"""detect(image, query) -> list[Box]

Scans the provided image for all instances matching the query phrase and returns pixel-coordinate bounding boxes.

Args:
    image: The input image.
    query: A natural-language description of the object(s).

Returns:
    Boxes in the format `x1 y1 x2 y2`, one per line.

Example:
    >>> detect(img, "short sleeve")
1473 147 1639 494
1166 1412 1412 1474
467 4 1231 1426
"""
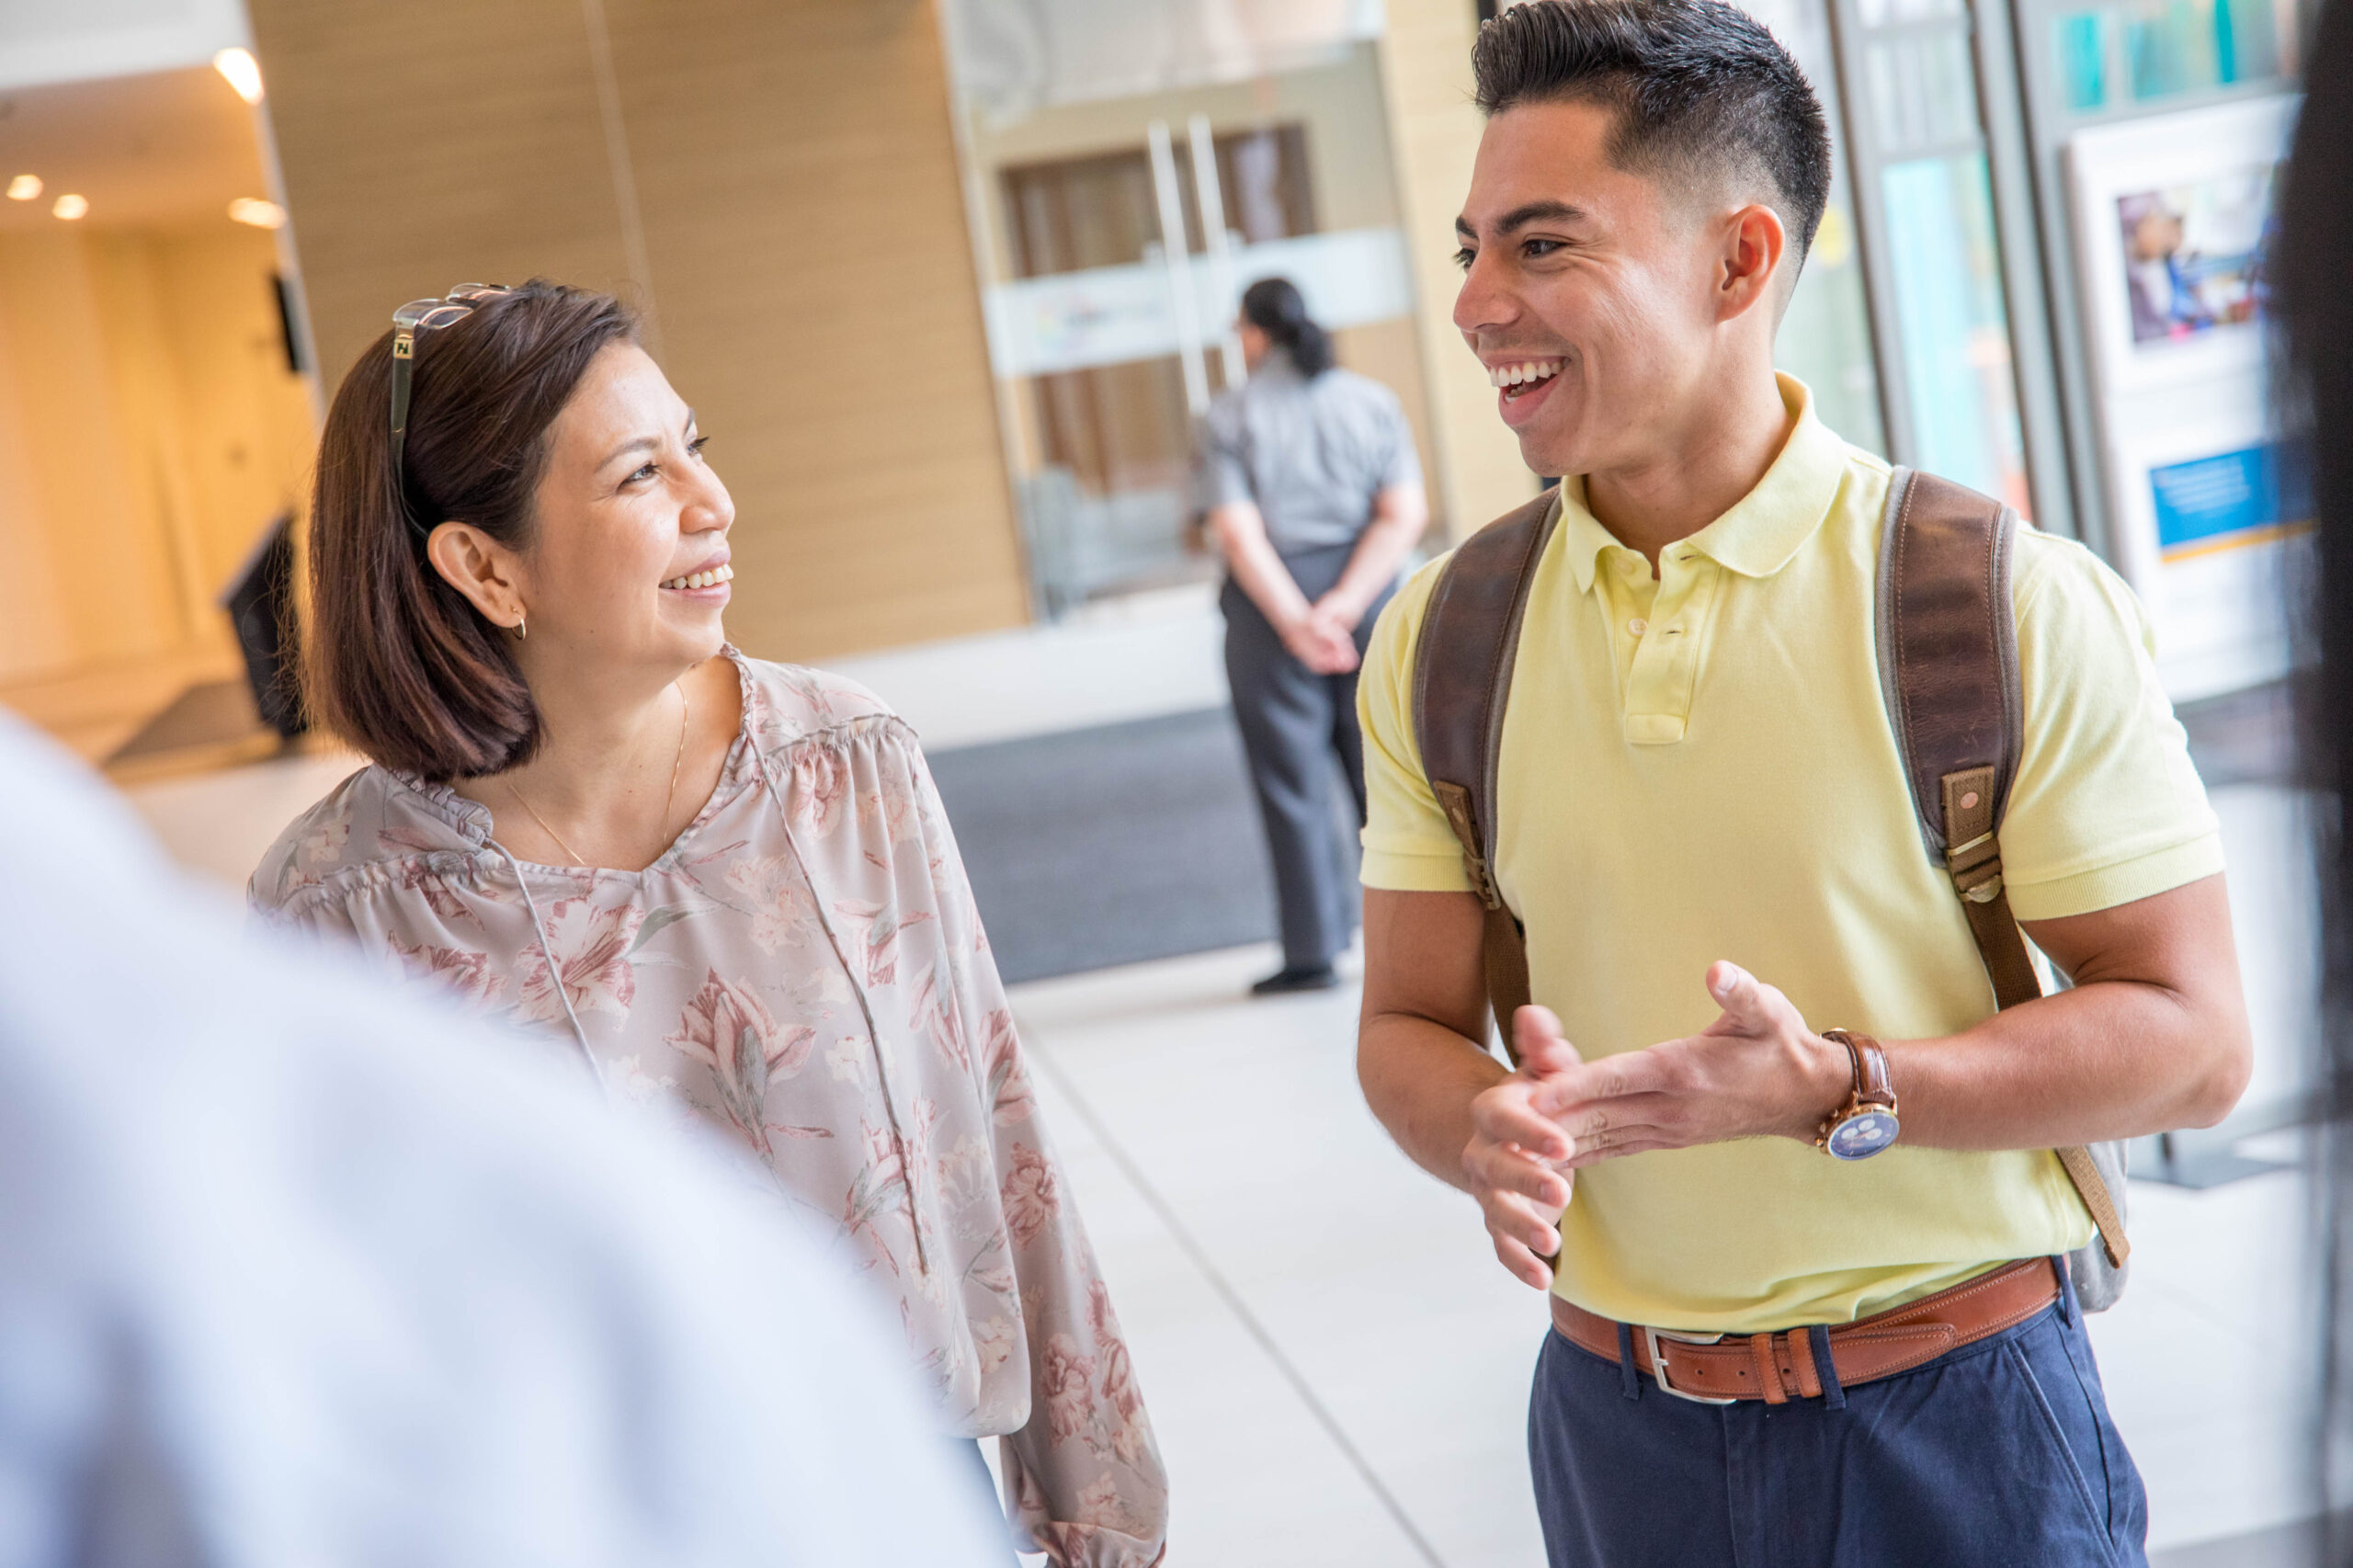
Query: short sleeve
1191 399 1253 513
1377 396 1424 495
1357 557 1477 893
1997 533 2224 922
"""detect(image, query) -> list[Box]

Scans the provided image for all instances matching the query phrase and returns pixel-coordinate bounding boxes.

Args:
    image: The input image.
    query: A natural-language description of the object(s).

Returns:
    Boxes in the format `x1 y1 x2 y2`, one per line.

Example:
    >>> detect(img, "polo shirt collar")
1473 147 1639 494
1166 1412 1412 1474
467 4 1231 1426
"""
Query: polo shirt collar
1560 374 1845 594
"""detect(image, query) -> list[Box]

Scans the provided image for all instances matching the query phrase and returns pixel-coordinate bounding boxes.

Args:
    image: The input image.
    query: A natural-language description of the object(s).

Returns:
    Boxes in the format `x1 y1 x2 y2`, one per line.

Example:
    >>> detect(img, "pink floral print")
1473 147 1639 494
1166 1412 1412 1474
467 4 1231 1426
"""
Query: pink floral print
1040 1332 1097 1446
250 653 1165 1568
513 899 643 1023
1002 1142 1060 1248
388 936 500 1006
663 969 815 1157
720 854 815 955
983 1007 1035 1126
791 746 848 835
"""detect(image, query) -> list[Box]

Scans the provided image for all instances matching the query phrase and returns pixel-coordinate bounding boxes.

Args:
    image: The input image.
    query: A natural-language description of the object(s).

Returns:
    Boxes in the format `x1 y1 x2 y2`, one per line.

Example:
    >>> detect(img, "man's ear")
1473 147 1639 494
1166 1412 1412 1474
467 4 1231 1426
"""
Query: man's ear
1717 202 1790 323
425 521 528 632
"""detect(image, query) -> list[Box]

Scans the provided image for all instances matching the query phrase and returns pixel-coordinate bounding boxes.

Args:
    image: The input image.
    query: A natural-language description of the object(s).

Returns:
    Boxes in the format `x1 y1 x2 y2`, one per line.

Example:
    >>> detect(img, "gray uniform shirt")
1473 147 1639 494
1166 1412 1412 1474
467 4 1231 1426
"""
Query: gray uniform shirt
1193 354 1423 555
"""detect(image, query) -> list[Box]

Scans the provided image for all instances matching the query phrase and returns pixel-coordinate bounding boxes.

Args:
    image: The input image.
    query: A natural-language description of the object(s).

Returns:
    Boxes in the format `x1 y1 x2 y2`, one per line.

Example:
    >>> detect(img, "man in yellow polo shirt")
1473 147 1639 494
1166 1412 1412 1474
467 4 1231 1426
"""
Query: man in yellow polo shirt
1354 5 2252 1565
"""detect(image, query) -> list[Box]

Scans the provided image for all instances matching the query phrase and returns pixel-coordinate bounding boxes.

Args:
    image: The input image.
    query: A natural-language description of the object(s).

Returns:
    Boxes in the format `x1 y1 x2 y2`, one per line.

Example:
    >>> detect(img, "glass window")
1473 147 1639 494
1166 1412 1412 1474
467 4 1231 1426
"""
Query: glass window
1880 153 2032 509
1734 0 1888 452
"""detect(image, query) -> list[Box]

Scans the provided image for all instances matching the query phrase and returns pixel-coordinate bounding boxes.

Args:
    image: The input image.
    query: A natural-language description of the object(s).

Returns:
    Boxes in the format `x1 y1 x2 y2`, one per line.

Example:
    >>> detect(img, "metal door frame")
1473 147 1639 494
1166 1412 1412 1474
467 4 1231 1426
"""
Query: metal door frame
1820 0 2081 538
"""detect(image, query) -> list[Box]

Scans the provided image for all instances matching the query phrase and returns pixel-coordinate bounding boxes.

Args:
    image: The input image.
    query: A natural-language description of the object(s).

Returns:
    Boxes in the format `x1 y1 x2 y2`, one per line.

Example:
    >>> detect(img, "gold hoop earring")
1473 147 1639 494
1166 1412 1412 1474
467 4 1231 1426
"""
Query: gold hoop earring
514 616 527 642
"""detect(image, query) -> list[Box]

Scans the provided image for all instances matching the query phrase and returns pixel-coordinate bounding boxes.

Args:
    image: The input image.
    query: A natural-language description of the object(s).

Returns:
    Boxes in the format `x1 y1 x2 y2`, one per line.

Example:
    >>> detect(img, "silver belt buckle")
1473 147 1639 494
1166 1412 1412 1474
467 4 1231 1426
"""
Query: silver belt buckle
1643 1325 1740 1404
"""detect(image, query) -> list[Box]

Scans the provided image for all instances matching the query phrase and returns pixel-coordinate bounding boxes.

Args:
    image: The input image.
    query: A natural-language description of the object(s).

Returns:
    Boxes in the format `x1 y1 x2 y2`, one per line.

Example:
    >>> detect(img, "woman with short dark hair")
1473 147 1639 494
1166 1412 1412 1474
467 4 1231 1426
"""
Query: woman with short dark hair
253 279 1166 1567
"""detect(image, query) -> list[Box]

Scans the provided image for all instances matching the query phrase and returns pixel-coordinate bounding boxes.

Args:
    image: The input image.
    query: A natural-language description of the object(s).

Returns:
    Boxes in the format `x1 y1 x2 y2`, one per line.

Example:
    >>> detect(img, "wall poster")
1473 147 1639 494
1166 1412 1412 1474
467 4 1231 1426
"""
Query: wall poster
2065 94 2303 703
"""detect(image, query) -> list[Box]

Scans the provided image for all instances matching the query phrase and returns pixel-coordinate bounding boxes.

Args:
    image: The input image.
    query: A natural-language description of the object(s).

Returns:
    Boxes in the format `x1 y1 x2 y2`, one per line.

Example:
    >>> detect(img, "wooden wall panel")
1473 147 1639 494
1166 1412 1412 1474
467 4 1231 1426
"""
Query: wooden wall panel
245 0 1029 664
1376 0 1541 540
609 0 1027 658
246 0 637 388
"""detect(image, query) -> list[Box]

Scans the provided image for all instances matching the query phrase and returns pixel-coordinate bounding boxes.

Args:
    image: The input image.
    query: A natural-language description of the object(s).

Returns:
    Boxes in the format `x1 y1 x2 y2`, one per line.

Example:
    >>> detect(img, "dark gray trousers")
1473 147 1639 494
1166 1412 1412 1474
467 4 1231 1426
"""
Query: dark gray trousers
1220 541 1397 971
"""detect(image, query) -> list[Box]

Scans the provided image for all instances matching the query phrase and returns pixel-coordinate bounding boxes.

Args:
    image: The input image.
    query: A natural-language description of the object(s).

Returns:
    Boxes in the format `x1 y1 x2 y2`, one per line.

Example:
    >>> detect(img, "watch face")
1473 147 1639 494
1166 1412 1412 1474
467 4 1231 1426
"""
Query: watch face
1825 1109 1900 1161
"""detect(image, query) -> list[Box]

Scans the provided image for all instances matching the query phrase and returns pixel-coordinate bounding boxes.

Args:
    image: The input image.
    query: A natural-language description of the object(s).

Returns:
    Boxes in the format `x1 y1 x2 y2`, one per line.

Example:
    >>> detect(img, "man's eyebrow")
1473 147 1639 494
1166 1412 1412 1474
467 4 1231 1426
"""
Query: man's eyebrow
597 409 698 472
1457 199 1589 239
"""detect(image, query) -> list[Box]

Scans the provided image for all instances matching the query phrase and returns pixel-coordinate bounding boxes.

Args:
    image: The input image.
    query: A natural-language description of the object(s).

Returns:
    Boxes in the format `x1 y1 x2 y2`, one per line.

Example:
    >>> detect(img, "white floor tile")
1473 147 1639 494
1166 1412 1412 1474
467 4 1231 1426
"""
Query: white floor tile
1013 945 1550 1568
1010 941 2325 1566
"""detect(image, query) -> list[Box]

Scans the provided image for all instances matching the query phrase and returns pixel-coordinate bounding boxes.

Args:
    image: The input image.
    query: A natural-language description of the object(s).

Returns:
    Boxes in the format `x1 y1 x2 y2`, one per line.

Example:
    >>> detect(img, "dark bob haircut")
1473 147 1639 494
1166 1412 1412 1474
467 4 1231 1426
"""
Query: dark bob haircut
305 278 637 781
1472 0 1833 259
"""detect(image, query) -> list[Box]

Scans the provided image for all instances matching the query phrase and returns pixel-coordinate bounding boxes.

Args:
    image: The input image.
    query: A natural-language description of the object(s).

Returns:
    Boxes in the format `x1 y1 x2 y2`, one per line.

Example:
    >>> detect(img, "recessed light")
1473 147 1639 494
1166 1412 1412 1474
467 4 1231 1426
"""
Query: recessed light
51 193 87 221
6 174 39 201
228 197 286 230
213 48 264 105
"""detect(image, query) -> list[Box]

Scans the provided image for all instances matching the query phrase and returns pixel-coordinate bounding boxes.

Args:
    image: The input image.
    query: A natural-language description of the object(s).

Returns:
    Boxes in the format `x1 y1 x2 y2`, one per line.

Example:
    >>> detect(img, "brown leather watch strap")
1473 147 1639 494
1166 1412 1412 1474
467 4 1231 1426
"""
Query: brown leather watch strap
1822 1028 1894 1110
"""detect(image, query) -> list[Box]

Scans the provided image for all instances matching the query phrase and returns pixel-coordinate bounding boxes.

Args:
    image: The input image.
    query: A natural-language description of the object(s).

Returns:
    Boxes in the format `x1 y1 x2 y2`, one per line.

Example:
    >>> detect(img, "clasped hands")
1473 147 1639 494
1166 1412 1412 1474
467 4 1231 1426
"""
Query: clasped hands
1279 592 1368 675
1463 960 1851 1290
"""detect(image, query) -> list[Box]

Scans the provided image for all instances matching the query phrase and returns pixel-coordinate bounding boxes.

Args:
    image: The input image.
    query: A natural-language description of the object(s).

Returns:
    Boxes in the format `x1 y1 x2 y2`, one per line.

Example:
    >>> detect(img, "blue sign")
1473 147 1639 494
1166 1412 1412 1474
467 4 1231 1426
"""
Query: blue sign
2149 440 2311 556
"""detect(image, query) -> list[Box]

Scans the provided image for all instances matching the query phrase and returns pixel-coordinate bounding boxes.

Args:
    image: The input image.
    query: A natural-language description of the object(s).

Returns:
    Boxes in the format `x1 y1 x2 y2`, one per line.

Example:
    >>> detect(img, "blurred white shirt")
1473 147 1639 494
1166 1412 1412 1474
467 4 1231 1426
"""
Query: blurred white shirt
0 718 1004 1568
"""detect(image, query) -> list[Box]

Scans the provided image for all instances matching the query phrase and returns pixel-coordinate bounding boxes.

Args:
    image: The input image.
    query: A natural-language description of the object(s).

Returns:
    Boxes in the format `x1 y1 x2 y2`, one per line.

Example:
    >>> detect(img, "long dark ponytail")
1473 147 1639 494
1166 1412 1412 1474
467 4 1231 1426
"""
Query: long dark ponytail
1240 276 1334 377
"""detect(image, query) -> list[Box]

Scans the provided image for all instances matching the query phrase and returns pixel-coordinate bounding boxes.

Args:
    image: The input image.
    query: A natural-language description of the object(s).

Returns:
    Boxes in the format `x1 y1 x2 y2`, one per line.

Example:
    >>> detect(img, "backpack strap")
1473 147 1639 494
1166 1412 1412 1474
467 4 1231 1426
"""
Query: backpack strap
1410 486 1562 1062
1879 468 2129 1268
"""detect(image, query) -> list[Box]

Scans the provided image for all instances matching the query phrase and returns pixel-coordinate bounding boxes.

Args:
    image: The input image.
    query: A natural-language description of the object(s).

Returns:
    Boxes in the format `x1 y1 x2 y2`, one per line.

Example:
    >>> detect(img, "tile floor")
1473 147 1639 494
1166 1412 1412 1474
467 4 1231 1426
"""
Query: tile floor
110 737 2330 1567
1004 942 2322 1568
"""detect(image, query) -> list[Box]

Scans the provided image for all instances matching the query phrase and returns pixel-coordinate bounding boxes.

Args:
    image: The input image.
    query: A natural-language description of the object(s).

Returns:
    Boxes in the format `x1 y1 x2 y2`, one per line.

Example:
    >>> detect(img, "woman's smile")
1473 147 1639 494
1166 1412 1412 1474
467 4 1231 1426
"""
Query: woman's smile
659 560 733 599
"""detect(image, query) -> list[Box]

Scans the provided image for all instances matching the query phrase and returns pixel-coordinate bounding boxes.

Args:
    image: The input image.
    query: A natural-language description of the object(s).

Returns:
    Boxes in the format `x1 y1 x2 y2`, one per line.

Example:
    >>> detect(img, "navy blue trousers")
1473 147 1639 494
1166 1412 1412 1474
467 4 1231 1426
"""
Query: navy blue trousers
1528 1289 2149 1568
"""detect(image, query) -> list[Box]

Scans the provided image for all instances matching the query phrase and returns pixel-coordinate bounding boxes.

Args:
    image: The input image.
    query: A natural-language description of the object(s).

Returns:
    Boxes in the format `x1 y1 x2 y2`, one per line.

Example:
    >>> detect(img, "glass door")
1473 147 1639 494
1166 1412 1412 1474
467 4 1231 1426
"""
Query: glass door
941 25 1431 619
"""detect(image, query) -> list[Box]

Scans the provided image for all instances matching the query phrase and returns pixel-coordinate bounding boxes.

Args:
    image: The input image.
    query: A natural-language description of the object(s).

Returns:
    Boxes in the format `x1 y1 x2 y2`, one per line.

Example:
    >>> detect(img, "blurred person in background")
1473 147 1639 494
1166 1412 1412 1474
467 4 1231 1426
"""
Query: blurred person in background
2271 3 2353 1551
0 715 1003 1567
247 280 1166 1568
1198 276 1430 997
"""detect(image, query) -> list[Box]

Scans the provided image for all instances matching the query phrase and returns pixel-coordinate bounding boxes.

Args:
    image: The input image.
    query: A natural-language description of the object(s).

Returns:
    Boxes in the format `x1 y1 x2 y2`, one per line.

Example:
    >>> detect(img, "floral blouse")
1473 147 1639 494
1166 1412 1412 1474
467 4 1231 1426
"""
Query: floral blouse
249 652 1167 1567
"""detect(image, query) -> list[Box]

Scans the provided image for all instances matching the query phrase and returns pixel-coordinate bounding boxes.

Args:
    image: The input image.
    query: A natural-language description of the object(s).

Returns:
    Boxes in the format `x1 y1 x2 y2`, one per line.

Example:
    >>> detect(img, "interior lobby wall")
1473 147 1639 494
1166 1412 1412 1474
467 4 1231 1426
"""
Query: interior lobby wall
0 222 311 687
244 0 1032 665
1376 0 1542 539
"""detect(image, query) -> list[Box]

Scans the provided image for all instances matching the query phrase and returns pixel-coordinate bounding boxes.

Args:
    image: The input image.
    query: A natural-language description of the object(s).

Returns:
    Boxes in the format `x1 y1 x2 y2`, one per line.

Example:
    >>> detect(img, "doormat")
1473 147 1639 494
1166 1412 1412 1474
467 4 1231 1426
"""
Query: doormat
926 707 1359 984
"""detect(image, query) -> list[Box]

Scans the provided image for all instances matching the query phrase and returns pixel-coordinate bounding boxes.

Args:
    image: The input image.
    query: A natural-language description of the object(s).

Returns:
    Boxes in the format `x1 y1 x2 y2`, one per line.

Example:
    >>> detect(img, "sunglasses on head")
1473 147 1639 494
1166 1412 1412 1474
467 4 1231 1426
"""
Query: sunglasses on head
388 283 512 528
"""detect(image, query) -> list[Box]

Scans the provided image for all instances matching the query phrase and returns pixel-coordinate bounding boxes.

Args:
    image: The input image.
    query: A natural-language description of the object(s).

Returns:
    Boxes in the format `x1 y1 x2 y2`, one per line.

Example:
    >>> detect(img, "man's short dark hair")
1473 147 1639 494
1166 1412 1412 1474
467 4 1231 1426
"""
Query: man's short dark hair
1473 0 1833 259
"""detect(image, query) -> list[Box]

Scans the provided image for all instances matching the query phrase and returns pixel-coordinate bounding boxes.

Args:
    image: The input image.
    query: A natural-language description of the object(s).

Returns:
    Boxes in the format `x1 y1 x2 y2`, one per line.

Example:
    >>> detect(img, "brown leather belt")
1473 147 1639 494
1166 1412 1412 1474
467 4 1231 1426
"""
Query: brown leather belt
1550 1257 2061 1404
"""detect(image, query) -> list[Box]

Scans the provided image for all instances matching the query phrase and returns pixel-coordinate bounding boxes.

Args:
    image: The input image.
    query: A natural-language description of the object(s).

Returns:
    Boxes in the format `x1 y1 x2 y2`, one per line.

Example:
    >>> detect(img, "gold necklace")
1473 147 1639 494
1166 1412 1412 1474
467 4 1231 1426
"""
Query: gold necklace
506 680 690 868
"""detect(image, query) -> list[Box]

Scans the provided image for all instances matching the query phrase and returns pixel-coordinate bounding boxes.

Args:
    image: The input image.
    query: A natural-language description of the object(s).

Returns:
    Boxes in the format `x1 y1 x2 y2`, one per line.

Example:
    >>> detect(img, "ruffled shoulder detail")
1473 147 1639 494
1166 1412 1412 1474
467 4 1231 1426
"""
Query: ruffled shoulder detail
246 763 476 915
735 656 901 754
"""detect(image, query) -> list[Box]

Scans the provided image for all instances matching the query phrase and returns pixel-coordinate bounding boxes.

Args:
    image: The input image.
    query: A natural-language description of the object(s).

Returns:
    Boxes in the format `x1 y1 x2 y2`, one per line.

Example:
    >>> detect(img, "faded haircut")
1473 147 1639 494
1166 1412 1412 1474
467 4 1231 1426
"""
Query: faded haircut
1473 0 1833 260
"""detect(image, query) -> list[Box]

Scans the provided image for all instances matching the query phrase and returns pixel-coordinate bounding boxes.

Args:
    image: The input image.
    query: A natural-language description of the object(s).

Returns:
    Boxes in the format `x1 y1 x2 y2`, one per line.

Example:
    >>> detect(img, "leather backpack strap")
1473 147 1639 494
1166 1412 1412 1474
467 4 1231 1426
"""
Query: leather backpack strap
1411 486 1562 1061
1880 469 2129 1267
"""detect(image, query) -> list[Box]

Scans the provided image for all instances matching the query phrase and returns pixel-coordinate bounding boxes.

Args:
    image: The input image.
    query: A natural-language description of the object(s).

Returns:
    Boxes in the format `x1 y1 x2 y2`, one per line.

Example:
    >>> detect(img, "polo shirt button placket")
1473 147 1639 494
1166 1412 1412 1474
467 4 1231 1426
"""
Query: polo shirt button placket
1621 557 1711 746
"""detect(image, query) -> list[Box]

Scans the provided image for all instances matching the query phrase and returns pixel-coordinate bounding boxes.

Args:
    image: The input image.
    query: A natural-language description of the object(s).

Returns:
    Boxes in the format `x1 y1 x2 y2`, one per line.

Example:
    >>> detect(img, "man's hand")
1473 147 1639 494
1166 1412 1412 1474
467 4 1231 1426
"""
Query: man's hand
1462 1006 1586 1289
1529 961 1851 1170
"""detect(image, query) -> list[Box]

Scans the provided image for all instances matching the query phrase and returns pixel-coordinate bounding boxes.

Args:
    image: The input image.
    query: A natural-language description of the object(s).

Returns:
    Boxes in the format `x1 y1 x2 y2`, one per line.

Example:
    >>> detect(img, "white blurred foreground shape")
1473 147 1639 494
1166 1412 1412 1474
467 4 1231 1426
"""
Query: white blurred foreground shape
0 717 1002 1568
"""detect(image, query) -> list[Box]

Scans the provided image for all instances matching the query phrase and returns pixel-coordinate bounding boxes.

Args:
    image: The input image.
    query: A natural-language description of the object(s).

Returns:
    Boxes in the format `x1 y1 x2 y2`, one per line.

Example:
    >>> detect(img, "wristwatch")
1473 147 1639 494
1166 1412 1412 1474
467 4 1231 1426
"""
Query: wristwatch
1815 1028 1900 1161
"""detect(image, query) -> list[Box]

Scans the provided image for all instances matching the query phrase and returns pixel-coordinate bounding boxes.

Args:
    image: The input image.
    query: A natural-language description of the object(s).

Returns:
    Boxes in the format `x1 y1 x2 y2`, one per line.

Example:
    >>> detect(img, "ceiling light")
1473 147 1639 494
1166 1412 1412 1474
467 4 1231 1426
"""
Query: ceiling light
213 48 264 105
6 174 39 201
227 197 286 229
51 193 87 221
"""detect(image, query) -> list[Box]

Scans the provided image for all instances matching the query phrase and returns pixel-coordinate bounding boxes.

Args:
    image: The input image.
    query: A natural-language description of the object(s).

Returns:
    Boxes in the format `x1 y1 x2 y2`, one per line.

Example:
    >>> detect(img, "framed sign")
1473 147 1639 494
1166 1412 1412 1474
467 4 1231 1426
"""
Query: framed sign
2065 95 2303 702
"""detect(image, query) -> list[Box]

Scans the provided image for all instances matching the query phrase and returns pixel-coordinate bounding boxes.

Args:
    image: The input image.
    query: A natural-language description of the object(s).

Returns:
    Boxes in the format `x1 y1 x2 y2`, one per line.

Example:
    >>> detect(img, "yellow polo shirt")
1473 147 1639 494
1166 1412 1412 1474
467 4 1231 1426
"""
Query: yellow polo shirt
1358 376 2223 1334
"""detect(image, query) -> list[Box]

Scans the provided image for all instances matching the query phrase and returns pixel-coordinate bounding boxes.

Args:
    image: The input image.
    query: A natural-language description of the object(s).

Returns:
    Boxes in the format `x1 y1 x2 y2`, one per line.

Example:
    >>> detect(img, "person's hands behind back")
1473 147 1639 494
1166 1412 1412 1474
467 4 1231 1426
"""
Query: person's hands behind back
1281 605 1361 674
